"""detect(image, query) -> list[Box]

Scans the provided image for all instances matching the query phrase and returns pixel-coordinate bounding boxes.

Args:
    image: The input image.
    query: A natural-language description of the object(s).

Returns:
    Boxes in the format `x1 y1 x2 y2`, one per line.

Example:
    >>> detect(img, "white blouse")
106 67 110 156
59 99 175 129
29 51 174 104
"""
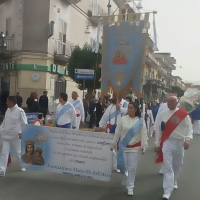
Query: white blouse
110 115 148 153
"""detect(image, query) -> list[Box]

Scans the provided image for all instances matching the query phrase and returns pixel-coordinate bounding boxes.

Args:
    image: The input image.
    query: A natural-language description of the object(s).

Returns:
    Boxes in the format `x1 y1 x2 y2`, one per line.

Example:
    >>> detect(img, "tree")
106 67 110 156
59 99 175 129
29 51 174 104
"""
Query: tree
67 43 102 96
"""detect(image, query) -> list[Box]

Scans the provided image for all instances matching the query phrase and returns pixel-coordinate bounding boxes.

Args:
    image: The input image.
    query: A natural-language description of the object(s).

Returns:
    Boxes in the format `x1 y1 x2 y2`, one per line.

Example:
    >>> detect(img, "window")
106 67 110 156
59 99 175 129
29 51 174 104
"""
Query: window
58 19 67 55
6 18 11 36
54 75 66 99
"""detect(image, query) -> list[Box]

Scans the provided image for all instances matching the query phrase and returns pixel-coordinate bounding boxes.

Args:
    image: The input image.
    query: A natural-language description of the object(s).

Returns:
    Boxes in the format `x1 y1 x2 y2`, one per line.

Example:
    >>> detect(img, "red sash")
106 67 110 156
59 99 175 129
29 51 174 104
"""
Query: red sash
126 141 141 148
155 109 188 163
106 123 112 133
7 154 11 166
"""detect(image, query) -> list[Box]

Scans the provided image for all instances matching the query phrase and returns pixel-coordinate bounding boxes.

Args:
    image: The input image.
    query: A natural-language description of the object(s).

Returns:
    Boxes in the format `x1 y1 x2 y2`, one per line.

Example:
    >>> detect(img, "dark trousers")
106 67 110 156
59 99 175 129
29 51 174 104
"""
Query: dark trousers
89 112 96 128
96 113 103 127
56 123 71 128
40 107 48 123
84 108 88 122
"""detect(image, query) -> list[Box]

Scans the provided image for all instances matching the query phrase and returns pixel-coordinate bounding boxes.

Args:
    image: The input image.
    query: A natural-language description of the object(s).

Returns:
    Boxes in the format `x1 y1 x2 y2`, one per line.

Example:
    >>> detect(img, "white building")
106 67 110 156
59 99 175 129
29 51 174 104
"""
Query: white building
0 0 119 107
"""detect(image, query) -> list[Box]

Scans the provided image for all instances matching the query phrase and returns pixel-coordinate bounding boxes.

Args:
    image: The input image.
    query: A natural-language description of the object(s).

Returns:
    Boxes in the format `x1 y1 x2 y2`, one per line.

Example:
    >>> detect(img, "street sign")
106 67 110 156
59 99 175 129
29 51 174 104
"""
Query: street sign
75 68 94 75
75 68 94 80
75 74 94 80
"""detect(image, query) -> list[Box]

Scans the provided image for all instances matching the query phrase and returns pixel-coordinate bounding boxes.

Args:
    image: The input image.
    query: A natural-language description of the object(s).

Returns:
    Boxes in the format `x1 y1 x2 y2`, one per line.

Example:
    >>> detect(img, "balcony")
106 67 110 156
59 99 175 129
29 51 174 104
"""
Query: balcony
5 37 14 52
54 40 75 65
3 37 14 58
172 82 182 89
63 0 81 5
88 4 107 26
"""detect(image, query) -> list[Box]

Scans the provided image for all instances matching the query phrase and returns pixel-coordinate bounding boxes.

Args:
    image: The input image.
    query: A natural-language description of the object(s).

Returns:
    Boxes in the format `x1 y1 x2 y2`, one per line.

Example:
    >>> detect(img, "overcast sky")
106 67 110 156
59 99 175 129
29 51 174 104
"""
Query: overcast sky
142 0 200 83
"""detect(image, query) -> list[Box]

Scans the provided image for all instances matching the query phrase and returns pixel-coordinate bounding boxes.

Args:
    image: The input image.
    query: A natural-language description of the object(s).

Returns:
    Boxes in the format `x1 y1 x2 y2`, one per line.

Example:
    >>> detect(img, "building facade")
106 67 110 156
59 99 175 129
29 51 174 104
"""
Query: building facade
0 0 118 107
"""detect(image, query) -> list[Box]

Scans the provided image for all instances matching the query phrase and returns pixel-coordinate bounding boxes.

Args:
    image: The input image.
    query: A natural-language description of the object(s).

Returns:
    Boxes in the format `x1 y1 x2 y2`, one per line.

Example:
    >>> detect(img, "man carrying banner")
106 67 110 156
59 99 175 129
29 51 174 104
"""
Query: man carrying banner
54 92 77 129
154 96 192 200
69 91 85 130
98 94 128 172
110 102 148 196
0 96 28 176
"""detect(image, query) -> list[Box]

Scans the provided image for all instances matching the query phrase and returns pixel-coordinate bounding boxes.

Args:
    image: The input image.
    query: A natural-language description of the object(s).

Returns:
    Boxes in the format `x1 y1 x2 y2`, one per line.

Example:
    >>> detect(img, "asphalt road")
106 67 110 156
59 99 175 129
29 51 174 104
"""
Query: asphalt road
0 136 200 200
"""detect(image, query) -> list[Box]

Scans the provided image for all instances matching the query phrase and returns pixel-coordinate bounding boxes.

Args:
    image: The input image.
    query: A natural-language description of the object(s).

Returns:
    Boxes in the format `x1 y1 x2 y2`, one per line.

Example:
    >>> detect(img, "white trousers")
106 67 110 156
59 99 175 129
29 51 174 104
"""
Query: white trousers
122 152 140 189
193 120 200 134
112 150 117 169
0 139 21 173
76 116 81 130
162 139 184 194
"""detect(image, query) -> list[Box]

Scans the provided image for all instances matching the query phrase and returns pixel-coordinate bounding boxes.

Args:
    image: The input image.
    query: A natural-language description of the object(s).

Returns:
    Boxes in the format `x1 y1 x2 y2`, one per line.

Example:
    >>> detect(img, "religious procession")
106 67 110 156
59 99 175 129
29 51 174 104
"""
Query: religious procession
0 1 199 200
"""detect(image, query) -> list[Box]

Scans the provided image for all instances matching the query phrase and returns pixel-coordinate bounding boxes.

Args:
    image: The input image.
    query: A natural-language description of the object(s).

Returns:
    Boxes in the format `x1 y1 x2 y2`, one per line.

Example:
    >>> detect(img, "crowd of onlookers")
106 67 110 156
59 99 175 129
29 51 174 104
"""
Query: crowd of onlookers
0 90 49 118
0 89 166 133
83 93 166 133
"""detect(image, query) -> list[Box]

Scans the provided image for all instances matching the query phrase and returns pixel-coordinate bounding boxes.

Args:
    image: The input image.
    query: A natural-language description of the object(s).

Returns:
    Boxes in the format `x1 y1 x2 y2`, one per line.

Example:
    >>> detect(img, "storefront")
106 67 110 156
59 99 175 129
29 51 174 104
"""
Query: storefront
0 61 80 108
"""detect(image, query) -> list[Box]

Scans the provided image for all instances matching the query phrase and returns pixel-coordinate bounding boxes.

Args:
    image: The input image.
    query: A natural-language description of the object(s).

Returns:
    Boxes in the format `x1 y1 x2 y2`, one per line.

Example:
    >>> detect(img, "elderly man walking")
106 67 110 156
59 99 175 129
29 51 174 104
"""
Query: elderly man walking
0 96 28 176
69 91 85 129
154 96 192 199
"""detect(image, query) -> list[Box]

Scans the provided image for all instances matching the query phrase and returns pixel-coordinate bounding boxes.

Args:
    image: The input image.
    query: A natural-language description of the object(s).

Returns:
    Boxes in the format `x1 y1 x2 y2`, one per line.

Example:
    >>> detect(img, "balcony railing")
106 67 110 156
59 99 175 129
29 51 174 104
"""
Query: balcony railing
92 4 107 16
5 37 14 52
55 40 75 57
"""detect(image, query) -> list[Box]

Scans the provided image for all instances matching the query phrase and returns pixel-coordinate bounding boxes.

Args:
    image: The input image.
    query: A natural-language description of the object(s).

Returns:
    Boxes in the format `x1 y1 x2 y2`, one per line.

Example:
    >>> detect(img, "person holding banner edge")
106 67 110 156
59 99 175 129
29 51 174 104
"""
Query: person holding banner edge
0 96 27 176
98 94 128 172
154 96 192 200
110 102 148 196
54 93 77 129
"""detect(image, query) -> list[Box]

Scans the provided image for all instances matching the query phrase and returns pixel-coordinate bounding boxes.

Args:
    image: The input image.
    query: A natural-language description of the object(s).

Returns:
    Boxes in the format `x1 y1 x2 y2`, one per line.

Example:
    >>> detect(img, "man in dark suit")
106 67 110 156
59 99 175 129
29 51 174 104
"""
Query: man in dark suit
88 98 97 128
95 97 104 127
39 91 49 123
16 92 23 107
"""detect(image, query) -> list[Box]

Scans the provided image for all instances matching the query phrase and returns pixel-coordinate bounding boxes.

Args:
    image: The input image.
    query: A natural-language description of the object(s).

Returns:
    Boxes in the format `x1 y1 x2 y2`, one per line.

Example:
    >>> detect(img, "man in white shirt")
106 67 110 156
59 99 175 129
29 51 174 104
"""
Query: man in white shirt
98 94 128 172
0 96 28 176
154 91 178 174
154 96 192 200
55 92 77 129
69 91 85 130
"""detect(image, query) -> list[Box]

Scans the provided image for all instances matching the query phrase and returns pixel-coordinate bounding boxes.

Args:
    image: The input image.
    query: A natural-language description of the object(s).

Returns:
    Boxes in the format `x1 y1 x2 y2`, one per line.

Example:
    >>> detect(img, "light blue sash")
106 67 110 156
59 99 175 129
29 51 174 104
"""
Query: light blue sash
109 108 121 122
57 103 72 122
117 118 143 174
123 102 129 108
73 99 81 107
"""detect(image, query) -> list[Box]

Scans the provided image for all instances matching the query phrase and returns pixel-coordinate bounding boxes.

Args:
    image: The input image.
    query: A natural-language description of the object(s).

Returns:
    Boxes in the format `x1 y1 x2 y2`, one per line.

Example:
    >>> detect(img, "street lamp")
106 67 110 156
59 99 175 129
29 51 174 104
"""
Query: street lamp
107 0 111 16
0 32 7 69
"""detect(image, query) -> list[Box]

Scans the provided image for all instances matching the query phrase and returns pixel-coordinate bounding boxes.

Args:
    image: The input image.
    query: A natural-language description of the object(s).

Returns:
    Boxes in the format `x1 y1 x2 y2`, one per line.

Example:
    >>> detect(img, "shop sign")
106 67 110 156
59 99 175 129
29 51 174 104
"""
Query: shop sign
51 64 68 75
0 61 16 71
51 64 61 73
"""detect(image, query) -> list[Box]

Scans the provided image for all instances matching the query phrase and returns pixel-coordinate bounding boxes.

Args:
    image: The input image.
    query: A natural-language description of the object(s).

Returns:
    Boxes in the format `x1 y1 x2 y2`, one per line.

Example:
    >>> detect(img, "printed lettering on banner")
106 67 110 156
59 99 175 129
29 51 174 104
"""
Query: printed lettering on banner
21 125 113 182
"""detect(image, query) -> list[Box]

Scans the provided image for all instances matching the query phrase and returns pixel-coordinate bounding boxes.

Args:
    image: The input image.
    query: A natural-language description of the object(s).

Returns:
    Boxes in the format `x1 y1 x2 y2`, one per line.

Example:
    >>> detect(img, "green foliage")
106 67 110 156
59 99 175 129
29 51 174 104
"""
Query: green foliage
67 43 102 90
171 86 184 97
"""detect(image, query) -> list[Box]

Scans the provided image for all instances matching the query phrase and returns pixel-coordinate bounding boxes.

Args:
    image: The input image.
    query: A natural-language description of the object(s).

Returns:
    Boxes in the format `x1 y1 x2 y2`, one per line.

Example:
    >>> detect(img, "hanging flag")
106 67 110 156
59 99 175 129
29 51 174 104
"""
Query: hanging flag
92 18 102 53
101 15 149 98
153 13 159 51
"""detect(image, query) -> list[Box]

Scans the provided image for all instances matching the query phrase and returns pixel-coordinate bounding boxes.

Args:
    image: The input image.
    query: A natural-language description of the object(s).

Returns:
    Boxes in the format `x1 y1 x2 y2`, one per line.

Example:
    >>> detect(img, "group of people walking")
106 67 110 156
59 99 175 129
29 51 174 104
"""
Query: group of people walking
0 90 195 200
108 91 192 200
46 90 194 199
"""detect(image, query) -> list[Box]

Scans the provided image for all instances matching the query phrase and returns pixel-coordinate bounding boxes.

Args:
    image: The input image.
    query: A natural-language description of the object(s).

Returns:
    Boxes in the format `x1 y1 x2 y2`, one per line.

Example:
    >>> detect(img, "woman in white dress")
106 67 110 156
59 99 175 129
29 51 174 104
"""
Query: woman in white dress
110 102 148 196
145 103 154 137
